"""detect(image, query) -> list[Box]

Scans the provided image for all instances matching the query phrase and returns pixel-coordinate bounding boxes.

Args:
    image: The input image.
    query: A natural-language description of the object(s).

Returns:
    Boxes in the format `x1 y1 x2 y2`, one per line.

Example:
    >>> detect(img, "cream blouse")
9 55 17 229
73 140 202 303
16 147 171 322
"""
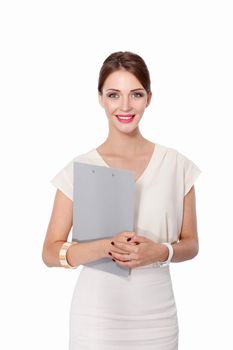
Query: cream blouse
50 143 201 245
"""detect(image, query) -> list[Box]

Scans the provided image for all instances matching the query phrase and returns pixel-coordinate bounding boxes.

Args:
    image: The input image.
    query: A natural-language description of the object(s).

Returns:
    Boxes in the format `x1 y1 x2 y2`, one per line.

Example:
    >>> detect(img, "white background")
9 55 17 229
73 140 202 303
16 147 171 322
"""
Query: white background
1 0 232 349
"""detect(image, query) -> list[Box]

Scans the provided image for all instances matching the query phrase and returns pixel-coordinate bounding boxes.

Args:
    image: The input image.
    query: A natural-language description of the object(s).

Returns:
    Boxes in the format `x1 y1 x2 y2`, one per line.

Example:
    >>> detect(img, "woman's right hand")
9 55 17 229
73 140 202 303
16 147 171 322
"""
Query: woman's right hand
103 231 138 258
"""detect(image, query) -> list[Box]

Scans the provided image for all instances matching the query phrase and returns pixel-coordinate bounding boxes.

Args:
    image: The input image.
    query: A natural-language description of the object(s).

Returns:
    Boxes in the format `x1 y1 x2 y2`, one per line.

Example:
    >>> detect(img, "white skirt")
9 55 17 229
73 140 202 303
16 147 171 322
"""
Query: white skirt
69 264 178 350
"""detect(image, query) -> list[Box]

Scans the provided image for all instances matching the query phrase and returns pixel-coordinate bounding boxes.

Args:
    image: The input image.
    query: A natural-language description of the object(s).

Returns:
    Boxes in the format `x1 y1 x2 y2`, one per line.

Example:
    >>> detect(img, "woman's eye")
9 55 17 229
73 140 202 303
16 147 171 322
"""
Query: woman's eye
132 92 144 98
108 93 119 98
107 92 144 99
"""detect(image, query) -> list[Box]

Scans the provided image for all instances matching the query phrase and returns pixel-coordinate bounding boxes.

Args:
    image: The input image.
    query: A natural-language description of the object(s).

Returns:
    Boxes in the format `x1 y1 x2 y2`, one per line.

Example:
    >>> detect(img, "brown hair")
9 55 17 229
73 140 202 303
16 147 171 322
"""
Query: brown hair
98 51 151 95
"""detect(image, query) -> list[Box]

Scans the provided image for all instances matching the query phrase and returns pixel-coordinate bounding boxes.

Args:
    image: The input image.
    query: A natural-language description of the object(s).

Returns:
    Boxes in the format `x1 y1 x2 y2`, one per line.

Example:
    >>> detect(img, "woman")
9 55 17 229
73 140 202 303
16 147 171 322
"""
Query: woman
42 51 201 349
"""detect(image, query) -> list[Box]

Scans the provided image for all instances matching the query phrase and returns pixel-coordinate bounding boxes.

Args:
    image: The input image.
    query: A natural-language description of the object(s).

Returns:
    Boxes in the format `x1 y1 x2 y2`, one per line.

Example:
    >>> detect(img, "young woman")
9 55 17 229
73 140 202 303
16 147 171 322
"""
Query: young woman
42 51 201 349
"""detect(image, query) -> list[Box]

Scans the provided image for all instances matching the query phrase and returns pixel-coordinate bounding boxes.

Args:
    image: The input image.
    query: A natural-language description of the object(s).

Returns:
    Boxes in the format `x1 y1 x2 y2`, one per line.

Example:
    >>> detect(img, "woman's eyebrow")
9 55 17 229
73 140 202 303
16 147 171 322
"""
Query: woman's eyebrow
106 88 145 92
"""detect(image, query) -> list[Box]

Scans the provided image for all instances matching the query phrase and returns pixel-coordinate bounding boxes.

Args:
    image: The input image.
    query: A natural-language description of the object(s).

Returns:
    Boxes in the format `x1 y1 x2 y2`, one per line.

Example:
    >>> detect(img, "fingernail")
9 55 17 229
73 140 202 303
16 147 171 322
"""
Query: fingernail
127 237 131 241
111 241 114 245
108 252 112 255
112 259 115 262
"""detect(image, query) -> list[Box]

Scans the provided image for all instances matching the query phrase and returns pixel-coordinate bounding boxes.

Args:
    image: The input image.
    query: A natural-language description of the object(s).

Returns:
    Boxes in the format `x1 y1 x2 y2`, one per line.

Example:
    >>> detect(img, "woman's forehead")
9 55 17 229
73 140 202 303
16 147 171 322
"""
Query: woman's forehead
103 70 144 91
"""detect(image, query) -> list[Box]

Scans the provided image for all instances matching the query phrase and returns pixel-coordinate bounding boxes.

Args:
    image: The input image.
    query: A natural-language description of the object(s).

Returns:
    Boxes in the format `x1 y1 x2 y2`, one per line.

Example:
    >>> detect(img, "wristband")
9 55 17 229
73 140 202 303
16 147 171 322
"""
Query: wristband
59 241 78 269
158 242 174 267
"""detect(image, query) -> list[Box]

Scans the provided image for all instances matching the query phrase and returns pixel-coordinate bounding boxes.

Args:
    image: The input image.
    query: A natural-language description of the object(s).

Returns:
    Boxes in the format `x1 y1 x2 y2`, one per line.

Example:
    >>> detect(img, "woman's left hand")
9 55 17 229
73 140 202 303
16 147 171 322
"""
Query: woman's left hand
110 234 167 268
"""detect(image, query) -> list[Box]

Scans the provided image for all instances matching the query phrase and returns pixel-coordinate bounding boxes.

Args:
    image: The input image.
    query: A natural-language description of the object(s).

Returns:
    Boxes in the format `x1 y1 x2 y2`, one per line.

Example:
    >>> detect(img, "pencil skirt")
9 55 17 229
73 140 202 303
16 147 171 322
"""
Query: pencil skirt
69 264 178 349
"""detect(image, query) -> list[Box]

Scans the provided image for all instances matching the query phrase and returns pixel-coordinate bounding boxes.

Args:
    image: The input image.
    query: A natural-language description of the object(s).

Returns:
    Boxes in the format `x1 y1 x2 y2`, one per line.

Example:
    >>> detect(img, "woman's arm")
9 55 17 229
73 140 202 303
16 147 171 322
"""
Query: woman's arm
42 189 109 268
170 185 199 262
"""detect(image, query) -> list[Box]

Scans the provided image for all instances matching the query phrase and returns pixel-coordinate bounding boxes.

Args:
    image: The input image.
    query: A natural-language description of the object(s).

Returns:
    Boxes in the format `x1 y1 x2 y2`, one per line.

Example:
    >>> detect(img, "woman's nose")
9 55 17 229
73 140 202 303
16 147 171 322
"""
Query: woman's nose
120 96 131 111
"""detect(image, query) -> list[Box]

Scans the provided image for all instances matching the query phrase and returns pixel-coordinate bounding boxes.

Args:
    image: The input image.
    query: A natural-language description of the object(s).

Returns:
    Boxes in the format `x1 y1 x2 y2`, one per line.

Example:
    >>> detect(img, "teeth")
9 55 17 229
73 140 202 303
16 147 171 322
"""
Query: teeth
117 115 134 119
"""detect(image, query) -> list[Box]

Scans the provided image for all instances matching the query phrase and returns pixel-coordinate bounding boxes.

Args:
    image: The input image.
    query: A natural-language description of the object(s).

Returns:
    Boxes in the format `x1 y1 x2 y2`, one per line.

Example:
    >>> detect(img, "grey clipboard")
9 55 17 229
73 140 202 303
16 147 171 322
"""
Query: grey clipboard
72 161 135 277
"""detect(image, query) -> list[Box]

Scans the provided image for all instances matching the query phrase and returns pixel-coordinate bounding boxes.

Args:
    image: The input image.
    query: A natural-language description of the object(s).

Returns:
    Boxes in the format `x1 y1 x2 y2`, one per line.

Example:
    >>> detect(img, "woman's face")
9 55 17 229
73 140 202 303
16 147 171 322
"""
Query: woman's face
98 69 152 133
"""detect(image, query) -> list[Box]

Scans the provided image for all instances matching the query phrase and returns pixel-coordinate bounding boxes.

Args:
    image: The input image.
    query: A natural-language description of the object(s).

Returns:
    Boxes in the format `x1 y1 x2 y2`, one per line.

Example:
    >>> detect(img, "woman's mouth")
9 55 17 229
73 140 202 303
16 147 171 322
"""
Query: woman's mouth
115 114 135 123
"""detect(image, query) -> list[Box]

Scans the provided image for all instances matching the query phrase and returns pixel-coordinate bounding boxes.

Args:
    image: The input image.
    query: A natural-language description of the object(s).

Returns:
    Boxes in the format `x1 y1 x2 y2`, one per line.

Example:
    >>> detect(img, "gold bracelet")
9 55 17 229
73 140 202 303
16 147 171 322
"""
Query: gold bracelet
59 241 78 269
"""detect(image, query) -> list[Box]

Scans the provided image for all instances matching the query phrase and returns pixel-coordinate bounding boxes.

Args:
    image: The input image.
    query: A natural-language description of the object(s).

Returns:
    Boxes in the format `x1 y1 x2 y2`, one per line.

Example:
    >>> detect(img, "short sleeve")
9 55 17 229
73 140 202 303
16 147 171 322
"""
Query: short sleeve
50 159 74 200
183 157 202 196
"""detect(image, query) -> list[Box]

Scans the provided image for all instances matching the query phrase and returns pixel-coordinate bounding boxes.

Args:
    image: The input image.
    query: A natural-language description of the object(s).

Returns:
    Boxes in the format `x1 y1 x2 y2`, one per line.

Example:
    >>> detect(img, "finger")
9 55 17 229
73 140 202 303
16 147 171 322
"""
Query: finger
116 236 135 244
112 232 136 246
109 246 130 254
130 235 146 243
117 231 136 239
112 257 133 267
122 231 136 237
129 240 140 245
111 240 135 252
112 253 127 262
111 252 131 262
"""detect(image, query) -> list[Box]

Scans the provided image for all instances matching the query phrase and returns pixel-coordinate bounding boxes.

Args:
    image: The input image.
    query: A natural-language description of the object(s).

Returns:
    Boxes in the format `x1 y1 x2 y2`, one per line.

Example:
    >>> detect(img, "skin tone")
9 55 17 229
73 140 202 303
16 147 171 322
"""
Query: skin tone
42 69 199 268
98 69 152 158
97 69 157 182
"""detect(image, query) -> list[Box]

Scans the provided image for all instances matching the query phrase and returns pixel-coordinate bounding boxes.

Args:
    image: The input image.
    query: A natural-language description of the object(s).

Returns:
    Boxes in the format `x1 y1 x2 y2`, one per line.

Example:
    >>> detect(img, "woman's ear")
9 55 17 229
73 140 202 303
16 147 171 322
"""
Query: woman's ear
98 92 104 108
146 91 152 107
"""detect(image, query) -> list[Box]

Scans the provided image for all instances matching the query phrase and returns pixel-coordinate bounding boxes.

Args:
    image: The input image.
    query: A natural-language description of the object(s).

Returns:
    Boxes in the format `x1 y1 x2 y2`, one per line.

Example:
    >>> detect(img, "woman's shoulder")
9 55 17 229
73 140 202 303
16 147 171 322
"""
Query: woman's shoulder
156 142 202 195
157 142 195 164
52 148 96 178
50 148 97 200
72 148 96 162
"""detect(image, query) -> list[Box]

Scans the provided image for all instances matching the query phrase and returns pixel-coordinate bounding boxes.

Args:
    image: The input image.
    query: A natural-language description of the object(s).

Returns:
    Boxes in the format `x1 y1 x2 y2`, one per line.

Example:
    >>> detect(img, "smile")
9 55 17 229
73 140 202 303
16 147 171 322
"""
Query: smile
115 114 135 123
